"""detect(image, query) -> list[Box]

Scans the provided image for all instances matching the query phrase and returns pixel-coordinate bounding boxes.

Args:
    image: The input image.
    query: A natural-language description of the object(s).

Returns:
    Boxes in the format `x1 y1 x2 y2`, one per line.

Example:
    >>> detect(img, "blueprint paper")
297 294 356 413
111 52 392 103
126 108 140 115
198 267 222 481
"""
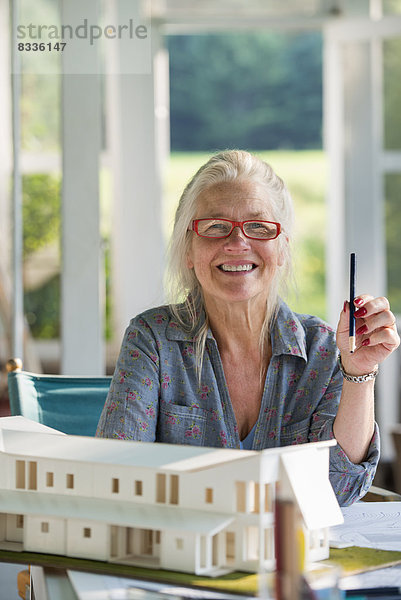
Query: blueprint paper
329 502 401 551
340 564 401 589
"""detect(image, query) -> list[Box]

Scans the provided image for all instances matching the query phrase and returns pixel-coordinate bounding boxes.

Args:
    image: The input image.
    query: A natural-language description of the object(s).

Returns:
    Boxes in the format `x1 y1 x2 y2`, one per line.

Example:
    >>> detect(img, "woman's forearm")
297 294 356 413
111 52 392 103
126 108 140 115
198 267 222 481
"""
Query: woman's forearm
333 378 375 464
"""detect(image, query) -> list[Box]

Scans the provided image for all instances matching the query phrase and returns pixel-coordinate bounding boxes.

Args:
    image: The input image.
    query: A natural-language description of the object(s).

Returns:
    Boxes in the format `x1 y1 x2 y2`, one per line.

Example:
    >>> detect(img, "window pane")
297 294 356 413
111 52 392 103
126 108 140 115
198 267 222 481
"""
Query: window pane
385 174 401 313
384 38 401 150
383 0 401 15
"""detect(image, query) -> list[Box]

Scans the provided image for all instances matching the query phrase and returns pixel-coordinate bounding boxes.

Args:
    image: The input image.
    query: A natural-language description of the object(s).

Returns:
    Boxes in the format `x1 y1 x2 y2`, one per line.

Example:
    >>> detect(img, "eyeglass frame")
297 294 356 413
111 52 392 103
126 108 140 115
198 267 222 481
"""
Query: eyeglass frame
189 218 282 240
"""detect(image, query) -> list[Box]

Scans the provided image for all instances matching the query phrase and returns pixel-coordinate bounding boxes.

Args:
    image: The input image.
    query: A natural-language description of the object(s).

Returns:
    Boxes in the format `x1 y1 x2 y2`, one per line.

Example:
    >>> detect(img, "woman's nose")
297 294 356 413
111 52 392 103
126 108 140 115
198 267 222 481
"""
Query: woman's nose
224 226 250 248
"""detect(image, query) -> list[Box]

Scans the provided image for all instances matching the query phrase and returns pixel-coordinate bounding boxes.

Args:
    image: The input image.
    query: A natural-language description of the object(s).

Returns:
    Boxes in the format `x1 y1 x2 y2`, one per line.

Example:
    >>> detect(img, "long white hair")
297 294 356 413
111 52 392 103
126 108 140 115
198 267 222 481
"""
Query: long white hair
166 150 294 377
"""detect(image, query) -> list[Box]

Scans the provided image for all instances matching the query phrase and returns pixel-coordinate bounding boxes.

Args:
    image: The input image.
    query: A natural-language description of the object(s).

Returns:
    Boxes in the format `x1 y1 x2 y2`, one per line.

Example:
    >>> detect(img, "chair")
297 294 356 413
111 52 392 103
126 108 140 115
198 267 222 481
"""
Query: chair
6 358 111 436
6 358 111 599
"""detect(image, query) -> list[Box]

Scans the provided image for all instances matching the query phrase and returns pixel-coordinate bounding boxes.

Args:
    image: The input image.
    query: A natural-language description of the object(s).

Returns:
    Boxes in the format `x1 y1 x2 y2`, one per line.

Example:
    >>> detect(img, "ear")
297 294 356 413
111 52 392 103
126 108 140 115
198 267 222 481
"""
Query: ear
277 234 289 267
186 247 194 269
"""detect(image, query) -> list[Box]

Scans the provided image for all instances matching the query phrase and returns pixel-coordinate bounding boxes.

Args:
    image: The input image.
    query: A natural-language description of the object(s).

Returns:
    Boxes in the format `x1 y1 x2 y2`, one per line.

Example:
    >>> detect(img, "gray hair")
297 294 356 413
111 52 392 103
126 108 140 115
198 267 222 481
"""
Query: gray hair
166 150 294 377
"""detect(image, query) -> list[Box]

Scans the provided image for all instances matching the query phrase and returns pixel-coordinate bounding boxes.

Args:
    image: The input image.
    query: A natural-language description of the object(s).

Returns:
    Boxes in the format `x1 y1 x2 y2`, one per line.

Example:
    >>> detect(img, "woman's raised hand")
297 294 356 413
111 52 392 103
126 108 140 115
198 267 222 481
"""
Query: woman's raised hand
336 295 400 376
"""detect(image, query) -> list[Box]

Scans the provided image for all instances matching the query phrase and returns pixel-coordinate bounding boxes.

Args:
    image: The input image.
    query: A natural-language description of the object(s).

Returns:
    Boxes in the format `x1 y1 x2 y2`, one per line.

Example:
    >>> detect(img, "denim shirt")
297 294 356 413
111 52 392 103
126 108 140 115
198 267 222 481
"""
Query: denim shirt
96 301 379 506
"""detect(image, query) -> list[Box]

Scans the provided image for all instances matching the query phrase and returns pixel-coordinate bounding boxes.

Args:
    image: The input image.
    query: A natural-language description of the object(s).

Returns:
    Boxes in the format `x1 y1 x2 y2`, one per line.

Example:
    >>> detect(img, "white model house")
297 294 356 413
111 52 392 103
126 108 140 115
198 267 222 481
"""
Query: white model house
0 416 343 577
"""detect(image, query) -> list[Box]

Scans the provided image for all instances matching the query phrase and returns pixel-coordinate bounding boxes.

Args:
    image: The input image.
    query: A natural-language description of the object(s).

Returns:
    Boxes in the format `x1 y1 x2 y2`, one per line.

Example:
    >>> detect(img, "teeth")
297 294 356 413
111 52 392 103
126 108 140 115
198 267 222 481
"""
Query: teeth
220 264 254 272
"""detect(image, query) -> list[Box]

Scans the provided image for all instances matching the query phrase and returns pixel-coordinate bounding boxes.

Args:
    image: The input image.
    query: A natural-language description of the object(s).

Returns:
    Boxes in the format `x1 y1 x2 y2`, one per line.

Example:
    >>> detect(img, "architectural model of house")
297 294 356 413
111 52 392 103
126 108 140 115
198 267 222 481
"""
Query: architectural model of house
0 416 343 577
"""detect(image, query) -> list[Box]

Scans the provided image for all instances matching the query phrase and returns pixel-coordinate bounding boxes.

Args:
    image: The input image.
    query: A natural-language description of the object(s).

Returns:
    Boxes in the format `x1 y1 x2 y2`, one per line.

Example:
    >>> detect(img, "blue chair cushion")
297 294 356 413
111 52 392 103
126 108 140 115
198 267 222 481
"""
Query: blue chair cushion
7 371 111 436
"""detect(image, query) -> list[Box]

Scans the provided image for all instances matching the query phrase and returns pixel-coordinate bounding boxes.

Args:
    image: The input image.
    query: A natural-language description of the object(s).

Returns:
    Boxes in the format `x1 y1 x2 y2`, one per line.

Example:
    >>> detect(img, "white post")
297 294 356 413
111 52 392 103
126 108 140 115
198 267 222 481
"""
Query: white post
0 0 13 358
323 30 346 328
10 0 24 361
324 22 394 460
60 0 103 375
106 6 165 347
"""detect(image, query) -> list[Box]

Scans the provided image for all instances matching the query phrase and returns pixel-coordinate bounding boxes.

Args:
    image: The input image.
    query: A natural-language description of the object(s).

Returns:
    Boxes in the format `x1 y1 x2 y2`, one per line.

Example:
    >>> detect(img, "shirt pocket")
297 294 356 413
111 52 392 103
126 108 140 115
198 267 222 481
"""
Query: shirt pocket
280 416 311 447
157 403 207 446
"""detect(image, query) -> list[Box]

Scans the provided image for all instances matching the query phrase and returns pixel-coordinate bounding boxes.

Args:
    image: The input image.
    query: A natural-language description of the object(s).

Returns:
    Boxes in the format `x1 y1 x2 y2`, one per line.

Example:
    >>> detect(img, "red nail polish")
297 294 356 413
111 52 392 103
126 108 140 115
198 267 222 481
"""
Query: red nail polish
354 297 364 306
354 307 367 317
362 338 370 346
343 301 348 313
356 324 368 335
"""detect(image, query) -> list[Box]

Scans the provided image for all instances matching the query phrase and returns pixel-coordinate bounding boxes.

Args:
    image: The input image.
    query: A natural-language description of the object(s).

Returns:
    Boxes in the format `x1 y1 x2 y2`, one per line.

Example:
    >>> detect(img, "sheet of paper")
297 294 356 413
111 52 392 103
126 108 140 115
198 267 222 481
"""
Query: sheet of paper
329 502 401 551
67 570 255 600
340 565 401 590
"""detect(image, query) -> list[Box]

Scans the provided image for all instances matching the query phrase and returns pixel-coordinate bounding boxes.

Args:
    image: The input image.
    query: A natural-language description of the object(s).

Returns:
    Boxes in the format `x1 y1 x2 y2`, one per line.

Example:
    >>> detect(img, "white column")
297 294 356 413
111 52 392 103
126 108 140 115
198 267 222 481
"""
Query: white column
323 31 346 328
60 0 103 375
324 23 394 460
0 0 12 356
106 9 165 346
342 40 385 300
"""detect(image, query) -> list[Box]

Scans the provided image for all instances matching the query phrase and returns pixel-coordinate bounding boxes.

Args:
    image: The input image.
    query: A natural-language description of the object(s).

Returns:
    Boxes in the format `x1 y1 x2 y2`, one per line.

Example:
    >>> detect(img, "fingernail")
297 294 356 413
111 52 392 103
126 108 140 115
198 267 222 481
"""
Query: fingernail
354 307 367 317
356 324 368 335
362 338 370 346
343 301 348 313
354 297 364 306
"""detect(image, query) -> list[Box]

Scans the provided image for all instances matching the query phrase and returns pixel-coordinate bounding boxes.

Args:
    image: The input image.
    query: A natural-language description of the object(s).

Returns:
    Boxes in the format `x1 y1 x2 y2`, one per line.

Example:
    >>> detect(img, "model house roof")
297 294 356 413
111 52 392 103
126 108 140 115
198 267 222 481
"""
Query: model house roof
0 417 258 472
0 417 337 475
280 449 343 530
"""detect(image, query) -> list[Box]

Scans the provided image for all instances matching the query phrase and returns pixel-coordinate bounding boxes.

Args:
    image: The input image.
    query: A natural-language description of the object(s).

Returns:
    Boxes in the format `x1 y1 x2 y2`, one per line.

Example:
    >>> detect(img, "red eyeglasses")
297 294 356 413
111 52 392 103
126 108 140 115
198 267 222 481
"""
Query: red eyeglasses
190 218 281 240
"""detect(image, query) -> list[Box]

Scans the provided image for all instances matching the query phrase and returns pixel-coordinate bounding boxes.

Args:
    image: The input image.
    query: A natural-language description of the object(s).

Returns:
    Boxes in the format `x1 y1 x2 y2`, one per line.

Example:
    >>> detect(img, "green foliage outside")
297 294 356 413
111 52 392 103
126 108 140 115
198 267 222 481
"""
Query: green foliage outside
23 174 60 338
22 173 60 259
385 173 401 314
384 38 401 149
168 32 322 151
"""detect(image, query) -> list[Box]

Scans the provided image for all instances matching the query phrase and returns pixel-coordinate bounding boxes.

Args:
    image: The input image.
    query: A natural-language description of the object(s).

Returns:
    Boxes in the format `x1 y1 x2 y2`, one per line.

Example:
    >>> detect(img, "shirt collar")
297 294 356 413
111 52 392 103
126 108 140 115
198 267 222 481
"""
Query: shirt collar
270 301 308 361
165 304 211 342
166 300 308 362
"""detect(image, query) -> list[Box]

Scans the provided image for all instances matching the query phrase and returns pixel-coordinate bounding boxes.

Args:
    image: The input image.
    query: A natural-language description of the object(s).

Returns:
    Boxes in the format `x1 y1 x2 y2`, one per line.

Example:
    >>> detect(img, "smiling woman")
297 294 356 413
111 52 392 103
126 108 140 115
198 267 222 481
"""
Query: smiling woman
96 150 400 507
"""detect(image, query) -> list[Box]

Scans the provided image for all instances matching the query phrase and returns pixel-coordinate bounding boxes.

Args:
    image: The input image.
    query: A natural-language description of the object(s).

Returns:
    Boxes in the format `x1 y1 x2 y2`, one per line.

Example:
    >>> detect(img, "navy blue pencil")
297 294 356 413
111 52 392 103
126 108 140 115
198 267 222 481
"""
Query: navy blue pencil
349 253 356 353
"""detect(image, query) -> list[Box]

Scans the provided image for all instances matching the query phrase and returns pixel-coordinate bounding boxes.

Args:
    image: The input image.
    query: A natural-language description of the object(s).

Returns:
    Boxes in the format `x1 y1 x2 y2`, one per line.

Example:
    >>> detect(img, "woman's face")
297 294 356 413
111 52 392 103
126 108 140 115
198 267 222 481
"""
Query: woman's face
187 180 285 311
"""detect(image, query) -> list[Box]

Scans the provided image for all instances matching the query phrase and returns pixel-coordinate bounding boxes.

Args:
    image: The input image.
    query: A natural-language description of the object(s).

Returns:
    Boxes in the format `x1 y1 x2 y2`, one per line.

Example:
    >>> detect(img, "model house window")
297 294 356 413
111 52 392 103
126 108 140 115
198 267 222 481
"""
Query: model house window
170 474 179 504
264 483 274 512
141 529 153 554
264 527 274 560
83 528 91 538
156 473 166 503
16 460 25 489
16 515 24 529
246 526 259 560
226 532 235 563
212 534 218 567
28 461 37 490
200 535 207 569
110 525 118 558
176 538 183 550
155 530 161 544
112 478 119 493
310 530 319 549
205 488 213 503
235 481 246 512
134 480 143 496
250 482 260 513
41 522 49 533
66 473 74 489
46 472 54 487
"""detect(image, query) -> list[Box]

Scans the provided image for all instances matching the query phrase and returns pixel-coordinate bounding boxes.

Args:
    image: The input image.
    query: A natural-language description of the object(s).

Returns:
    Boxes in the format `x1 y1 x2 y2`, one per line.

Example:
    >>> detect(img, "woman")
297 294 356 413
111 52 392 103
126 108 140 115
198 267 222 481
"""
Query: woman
97 150 400 506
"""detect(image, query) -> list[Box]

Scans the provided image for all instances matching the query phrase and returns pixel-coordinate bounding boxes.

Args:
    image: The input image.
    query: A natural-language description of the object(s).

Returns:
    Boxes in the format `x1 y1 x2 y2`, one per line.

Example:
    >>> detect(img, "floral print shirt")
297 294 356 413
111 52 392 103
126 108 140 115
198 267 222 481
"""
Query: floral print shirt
96 301 379 506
